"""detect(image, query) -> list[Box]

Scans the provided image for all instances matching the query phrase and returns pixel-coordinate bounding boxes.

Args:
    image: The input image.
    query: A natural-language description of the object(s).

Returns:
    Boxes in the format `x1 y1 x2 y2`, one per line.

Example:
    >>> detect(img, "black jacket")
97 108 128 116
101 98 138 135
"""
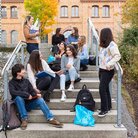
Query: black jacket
52 34 65 45
9 77 37 100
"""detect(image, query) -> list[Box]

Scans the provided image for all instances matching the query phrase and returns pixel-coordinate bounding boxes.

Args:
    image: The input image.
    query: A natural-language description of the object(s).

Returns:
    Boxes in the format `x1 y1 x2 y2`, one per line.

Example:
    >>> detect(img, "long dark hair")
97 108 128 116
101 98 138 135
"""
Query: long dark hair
28 50 43 73
71 27 79 39
100 28 114 48
56 28 61 37
66 45 77 58
58 41 67 54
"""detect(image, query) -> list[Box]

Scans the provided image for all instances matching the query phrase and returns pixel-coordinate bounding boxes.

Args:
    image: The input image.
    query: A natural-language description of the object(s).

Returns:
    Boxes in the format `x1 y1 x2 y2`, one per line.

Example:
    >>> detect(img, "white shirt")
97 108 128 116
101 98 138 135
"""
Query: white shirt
27 59 55 88
99 41 121 70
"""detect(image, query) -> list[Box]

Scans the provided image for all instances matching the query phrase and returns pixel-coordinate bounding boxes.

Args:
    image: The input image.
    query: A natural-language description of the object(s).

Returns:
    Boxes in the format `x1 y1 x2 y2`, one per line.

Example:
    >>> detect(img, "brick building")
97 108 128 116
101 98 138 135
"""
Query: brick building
1 0 125 46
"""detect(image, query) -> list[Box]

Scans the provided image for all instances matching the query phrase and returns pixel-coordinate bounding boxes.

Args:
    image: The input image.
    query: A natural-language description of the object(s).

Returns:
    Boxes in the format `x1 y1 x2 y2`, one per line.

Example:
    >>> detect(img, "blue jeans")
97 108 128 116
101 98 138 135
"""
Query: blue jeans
26 43 39 54
60 67 79 90
81 59 88 65
14 96 54 120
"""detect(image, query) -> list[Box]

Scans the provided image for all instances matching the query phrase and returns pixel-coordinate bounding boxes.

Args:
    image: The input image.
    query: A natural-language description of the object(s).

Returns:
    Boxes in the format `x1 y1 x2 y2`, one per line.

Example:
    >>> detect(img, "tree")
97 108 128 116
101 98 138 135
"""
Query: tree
122 0 138 27
24 0 58 35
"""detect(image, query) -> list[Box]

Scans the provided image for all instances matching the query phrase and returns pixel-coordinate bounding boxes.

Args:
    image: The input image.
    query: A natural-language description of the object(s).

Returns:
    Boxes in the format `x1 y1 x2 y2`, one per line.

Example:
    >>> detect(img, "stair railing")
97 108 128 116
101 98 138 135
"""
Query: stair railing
87 17 99 70
87 17 124 128
1 41 27 101
114 62 124 128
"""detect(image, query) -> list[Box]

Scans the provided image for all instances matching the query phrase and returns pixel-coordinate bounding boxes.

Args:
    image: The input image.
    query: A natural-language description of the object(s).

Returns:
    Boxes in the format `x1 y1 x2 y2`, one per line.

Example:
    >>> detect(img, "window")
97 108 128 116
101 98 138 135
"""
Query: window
11 6 18 18
11 30 18 45
2 6 7 18
60 6 68 17
92 6 99 17
1 30 7 44
102 5 110 17
71 6 79 17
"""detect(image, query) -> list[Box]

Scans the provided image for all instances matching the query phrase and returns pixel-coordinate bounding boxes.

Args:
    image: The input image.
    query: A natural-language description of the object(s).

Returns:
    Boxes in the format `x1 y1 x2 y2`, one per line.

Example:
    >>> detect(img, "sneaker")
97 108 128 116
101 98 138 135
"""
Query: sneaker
98 111 108 117
97 109 111 113
60 94 66 102
21 119 28 130
48 118 63 128
67 85 74 91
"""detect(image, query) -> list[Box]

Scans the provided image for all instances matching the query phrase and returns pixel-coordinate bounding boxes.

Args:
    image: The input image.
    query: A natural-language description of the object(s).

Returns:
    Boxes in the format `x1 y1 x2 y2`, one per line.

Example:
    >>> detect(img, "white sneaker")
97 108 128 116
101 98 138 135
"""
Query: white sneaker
67 85 74 91
60 94 66 102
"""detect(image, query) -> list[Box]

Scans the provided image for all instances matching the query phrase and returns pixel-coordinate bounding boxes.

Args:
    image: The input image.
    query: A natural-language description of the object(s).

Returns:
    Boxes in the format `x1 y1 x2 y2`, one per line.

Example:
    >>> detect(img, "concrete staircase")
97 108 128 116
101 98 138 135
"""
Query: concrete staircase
0 44 127 138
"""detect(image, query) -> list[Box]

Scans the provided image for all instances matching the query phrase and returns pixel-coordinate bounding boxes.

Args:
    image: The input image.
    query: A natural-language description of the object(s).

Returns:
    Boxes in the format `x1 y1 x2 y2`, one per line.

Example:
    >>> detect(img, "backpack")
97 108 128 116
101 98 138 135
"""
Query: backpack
74 84 95 111
0 99 21 138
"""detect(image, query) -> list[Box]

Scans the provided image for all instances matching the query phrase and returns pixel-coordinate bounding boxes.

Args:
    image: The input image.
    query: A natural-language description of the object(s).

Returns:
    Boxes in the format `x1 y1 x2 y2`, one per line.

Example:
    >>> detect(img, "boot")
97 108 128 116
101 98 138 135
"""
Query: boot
43 90 51 102
21 119 28 130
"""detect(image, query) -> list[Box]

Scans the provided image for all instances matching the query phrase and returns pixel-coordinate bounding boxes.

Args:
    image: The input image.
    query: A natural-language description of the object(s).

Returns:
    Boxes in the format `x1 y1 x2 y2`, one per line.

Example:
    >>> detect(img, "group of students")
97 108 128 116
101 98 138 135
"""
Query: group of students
8 15 121 130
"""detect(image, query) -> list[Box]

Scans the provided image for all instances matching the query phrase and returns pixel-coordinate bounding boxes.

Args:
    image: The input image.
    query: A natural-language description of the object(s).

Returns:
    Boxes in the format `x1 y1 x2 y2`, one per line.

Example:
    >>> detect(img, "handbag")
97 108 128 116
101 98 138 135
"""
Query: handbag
74 105 95 127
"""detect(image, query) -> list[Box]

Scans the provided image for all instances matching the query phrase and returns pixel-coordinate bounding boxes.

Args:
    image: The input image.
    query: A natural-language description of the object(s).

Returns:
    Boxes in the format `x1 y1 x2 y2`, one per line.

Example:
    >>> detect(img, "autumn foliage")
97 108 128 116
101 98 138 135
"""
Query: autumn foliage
122 0 138 27
24 0 58 35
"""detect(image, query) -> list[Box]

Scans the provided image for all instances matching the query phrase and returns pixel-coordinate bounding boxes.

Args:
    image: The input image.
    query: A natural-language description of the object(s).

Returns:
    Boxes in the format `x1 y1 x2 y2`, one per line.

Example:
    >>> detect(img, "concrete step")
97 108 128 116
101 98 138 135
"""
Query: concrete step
51 89 116 99
51 89 100 99
0 123 127 138
80 71 98 78
28 110 117 124
47 99 116 110
74 78 99 89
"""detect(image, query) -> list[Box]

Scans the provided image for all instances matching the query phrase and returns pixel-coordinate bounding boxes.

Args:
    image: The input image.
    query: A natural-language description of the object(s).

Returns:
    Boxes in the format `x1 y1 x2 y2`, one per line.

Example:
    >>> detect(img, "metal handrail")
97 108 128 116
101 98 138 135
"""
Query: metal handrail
1 41 27 100
87 17 99 70
114 62 124 127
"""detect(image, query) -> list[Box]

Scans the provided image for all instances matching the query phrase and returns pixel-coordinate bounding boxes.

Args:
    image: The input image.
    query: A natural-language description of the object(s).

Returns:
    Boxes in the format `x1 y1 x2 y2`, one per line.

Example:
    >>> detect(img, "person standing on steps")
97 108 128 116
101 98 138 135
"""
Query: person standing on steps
56 45 80 102
9 64 63 130
78 35 89 71
27 50 60 102
23 15 40 54
98 28 121 117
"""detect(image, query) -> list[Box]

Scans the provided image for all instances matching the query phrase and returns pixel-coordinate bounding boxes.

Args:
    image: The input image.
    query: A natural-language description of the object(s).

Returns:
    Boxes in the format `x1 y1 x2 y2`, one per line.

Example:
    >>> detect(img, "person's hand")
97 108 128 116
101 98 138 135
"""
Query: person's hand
28 95 32 100
55 70 64 75
66 64 72 69
106 65 111 71
34 88 41 94
37 93 41 98
35 31 39 36
55 54 61 58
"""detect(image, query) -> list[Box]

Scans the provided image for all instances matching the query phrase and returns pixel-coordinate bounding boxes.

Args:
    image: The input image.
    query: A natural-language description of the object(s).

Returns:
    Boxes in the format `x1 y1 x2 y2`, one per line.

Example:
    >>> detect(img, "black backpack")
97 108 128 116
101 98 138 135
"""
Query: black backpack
74 84 95 111
0 99 21 138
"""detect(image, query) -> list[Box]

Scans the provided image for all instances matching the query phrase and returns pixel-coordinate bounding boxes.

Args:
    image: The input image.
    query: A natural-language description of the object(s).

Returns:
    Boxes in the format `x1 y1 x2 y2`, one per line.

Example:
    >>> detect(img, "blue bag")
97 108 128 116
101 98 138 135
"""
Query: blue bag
47 55 55 64
74 105 95 127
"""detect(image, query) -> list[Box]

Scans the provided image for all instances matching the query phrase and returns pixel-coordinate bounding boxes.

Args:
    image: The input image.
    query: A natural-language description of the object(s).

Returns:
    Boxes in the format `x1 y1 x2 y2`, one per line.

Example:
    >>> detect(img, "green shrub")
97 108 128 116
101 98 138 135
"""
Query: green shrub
119 27 138 83
0 47 14 52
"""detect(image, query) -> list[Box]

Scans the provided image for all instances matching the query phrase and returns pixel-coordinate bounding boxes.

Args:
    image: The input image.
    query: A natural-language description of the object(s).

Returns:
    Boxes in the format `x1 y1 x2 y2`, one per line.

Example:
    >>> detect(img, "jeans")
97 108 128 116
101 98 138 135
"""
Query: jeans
14 96 54 120
99 68 114 112
26 43 39 54
80 59 89 66
36 74 60 92
60 67 79 90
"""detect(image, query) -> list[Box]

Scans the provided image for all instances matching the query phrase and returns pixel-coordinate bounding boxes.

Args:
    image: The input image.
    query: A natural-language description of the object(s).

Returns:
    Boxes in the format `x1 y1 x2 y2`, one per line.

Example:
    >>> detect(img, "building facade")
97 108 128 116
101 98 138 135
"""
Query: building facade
1 0 125 46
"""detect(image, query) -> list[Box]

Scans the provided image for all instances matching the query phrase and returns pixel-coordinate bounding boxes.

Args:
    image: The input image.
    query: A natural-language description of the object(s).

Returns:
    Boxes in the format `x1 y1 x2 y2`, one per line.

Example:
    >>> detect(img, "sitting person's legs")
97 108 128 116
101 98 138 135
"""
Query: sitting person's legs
80 59 88 71
14 96 28 130
68 67 79 91
26 98 63 127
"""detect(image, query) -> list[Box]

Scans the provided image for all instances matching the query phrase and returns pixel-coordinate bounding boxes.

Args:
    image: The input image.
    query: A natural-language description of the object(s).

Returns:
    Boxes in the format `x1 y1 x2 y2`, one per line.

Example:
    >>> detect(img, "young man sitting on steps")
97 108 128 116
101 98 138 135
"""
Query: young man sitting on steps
9 64 63 130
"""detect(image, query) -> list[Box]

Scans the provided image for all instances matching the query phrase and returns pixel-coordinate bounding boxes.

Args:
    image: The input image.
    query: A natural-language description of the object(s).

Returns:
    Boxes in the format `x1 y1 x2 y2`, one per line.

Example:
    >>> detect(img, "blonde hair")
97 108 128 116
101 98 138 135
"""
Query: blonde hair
78 35 86 52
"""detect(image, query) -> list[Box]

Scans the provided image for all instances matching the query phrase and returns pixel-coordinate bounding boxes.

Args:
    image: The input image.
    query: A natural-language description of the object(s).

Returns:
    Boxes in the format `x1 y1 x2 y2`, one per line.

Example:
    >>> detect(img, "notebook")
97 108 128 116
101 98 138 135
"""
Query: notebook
35 71 55 78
